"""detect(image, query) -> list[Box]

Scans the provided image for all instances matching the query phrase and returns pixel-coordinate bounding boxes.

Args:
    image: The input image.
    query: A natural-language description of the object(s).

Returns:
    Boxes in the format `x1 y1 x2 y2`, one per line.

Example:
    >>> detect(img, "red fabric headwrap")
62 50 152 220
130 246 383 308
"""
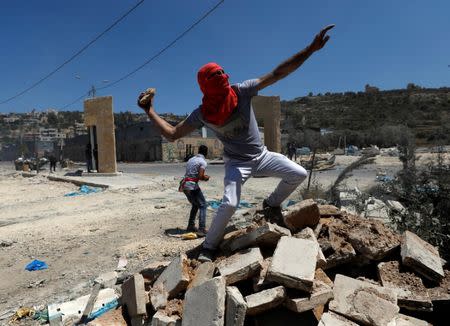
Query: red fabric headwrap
197 62 238 126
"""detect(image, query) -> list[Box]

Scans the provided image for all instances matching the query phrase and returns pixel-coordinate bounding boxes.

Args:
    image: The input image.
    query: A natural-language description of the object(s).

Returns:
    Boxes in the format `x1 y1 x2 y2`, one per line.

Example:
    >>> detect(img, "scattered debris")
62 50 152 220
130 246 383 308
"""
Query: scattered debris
64 185 102 197
25 259 48 271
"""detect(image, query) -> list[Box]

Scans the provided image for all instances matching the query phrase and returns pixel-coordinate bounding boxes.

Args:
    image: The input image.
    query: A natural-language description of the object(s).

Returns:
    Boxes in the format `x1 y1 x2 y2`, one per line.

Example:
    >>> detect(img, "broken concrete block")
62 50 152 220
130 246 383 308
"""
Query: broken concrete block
294 227 326 269
318 312 359 326
283 199 320 231
139 88 156 106
386 200 406 214
48 288 119 325
140 261 171 284
329 274 399 326
401 231 445 283
324 224 356 270
151 310 181 326
393 314 429 326
267 236 318 292
427 269 450 304
86 306 127 326
318 205 341 217
222 223 291 252
122 274 147 317
150 254 191 309
94 271 118 288
182 276 226 326
216 247 263 285
245 286 286 316
346 219 400 261
378 261 432 312
364 197 390 221
253 258 274 292
188 262 215 289
225 286 247 326
285 269 333 313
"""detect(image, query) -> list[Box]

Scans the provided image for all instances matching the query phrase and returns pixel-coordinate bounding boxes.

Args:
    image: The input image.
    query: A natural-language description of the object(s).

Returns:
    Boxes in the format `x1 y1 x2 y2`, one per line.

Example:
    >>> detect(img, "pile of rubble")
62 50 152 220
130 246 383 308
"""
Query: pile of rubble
51 200 449 325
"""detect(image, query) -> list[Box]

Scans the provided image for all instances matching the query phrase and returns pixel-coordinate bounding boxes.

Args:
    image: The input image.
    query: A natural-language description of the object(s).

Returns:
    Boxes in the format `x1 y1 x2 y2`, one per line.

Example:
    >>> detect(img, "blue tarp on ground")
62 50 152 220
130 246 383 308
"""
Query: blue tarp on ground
25 259 48 271
207 200 253 210
64 185 102 197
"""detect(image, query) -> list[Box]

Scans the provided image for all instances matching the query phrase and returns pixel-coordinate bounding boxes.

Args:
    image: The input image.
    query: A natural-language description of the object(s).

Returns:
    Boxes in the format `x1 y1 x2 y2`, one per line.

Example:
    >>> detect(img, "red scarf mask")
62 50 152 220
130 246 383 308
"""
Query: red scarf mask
197 63 238 126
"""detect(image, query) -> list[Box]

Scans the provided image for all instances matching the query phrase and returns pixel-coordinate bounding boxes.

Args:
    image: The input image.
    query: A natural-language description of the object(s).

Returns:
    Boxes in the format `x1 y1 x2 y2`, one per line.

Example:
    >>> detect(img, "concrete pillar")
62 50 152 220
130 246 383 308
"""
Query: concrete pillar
252 96 281 153
84 96 118 173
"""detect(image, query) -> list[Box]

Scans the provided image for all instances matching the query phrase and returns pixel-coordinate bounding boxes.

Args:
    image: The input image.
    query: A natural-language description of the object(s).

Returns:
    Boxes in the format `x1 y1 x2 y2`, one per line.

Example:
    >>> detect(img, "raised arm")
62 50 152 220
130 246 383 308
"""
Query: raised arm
137 93 196 142
256 24 335 91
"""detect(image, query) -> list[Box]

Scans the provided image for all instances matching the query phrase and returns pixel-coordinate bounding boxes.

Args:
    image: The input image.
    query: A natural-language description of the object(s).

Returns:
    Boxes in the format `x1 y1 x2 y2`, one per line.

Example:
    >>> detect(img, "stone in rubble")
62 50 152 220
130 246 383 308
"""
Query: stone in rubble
427 269 450 303
253 258 274 292
267 236 318 292
216 247 263 285
378 261 432 312
188 262 215 289
245 286 286 316
294 227 327 269
282 199 320 231
182 276 226 326
141 261 171 284
329 274 399 326
401 231 445 283
285 269 333 313
150 254 190 309
386 200 406 214
222 223 291 252
318 204 342 217
225 286 247 326
318 312 359 326
324 226 356 270
121 274 147 318
151 310 181 326
94 271 118 288
393 314 429 326
346 218 400 261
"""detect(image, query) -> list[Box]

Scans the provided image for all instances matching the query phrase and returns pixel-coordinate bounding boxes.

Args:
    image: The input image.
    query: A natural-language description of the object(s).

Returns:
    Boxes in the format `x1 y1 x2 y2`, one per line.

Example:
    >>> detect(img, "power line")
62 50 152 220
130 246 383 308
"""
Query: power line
61 0 225 109
0 0 145 105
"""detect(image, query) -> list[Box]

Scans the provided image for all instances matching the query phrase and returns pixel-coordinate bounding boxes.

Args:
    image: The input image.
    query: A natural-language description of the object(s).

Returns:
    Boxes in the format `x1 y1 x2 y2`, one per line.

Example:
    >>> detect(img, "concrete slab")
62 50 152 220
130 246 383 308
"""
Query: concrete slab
151 310 181 326
94 271 118 288
48 288 118 325
245 286 286 316
122 274 147 317
283 199 320 231
222 223 291 253
329 274 399 326
216 247 263 285
393 314 429 326
182 276 226 326
253 258 273 292
188 262 215 289
294 227 326 269
345 218 400 261
141 261 171 285
401 231 445 282
285 269 333 313
318 312 359 326
427 269 450 303
318 205 342 217
267 236 318 292
225 286 247 326
378 261 432 312
150 254 190 309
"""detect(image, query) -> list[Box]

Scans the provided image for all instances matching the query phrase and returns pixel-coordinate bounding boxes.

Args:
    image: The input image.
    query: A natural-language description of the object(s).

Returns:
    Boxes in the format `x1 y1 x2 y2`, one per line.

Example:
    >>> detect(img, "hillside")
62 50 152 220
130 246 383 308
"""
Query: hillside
281 85 450 146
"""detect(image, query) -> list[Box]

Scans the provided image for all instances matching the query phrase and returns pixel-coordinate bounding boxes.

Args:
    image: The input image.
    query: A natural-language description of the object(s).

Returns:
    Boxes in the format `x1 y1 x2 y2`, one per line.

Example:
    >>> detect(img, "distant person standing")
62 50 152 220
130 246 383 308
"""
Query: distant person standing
179 145 210 236
49 154 57 172
85 144 92 173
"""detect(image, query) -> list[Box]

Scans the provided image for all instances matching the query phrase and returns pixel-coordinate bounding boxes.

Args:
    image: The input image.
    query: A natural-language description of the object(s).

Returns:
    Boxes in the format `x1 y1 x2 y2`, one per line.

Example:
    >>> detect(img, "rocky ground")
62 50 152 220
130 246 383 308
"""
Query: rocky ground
0 153 446 325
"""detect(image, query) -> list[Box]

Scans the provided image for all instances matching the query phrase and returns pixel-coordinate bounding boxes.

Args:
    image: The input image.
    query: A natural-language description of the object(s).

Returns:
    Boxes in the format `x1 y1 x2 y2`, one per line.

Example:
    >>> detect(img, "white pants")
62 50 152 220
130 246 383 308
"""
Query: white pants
204 148 308 250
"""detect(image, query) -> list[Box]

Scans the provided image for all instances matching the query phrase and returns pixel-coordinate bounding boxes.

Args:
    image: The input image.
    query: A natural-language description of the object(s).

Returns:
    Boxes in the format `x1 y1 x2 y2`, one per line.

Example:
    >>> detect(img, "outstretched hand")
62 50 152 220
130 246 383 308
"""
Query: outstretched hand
137 89 156 114
309 24 335 52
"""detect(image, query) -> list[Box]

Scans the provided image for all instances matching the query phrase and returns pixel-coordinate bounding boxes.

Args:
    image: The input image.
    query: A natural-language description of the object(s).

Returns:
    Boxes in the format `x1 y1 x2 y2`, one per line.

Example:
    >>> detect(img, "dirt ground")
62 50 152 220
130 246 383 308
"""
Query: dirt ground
0 153 445 322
